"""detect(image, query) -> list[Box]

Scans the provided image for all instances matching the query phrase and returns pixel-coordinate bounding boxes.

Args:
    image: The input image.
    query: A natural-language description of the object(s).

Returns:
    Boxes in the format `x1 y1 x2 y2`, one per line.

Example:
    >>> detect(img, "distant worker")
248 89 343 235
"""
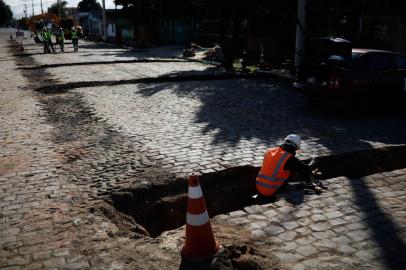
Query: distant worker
71 27 79 52
56 27 65 52
256 134 320 197
41 27 51 54
44 27 55 53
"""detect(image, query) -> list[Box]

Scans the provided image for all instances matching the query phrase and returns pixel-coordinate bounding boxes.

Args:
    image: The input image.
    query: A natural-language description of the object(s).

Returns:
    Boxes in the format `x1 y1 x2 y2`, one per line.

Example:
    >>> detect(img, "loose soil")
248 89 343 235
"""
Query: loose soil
10 39 282 269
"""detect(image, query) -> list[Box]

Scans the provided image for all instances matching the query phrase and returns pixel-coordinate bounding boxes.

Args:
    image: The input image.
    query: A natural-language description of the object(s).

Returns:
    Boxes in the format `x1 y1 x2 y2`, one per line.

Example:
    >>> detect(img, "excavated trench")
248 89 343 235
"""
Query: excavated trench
111 145 406 237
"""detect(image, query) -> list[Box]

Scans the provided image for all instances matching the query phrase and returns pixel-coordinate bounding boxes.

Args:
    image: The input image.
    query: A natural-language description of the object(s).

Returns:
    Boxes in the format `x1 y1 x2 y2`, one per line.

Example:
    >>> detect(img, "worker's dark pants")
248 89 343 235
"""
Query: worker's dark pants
47 40 55 52
43 41 50 53
72 38 78 51
58 39 64 51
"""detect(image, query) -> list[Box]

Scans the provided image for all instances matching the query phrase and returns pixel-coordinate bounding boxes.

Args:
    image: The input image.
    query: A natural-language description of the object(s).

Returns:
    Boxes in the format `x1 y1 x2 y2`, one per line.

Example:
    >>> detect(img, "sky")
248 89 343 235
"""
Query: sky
5 0 116 18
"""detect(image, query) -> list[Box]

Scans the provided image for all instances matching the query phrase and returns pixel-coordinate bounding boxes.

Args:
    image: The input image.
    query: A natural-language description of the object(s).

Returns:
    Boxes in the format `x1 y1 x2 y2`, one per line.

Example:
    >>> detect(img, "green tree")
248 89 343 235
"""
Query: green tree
48 1 70 18
0 0 13 26
78 0 102 12
114 0 134 8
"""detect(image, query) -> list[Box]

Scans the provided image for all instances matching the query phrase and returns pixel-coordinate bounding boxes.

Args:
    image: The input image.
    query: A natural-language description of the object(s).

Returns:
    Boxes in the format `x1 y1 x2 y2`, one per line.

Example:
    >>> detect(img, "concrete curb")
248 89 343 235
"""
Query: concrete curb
178 56 296 83
255 69 295 83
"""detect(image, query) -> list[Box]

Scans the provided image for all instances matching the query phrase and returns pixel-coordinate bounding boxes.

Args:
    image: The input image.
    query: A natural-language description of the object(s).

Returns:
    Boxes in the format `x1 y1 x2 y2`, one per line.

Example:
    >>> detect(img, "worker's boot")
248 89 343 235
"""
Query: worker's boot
304 182 323 195
314 180 328 190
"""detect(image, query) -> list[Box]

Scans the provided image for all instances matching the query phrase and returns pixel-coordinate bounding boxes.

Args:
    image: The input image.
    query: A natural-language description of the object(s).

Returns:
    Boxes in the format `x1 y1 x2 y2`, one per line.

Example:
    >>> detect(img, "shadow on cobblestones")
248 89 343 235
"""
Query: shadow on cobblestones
351 178 406 269
112 145 406 238
134 77 406 151
12 51 77 57
34 73 270 94
12 40 178 195
302 146 406 269
10 39 406 258
17 59 193 70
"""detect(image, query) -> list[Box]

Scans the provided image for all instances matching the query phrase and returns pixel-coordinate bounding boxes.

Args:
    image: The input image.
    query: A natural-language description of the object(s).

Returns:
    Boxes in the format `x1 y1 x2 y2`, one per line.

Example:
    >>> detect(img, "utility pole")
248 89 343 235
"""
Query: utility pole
24 4 28 18
102 0 107 41
40 0 44 15
31 0 35 16
58 0 62 18
294 0 306 72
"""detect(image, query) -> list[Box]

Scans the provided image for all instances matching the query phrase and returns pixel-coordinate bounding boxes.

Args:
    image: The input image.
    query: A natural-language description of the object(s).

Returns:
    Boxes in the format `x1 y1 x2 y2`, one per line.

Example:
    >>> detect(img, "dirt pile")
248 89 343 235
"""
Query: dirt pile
76 202 281 270
160 223 281 270
179 245 278 270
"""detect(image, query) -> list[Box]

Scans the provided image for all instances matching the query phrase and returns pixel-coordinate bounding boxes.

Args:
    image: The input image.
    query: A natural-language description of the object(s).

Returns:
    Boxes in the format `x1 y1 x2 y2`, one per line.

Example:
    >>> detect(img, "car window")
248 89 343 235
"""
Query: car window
366 53 395 72
394 55 406 70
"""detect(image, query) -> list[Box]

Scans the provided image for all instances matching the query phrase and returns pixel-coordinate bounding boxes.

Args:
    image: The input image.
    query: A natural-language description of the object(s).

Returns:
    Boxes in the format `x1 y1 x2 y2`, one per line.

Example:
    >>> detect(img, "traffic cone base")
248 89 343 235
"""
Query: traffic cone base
181 223 220 259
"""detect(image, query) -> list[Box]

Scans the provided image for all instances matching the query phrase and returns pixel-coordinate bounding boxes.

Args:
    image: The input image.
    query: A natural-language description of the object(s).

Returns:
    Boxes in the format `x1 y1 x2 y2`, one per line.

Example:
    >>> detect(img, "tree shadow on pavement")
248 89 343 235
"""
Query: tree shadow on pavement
17 59 191 70
135 73 406 155
35 68 239 94
350 177 406 269
76 43 119 50
12 51 77 57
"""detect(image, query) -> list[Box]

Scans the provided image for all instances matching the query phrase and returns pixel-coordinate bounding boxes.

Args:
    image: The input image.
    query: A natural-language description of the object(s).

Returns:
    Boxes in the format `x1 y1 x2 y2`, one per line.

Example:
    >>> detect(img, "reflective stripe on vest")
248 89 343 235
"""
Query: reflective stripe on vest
256 147 292 196
71 31 77 39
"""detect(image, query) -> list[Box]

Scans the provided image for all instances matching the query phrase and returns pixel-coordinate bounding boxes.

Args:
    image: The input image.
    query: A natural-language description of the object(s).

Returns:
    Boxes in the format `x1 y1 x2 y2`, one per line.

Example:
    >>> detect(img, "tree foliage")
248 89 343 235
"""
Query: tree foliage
78 0 102 12
114 0 157 24
48 0 70 18
0 0 13 25
114 0 135 8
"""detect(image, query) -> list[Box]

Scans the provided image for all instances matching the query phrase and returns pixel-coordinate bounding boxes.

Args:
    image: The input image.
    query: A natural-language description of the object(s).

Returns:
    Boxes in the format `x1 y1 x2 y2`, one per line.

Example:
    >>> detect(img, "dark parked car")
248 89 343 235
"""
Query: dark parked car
294 38 406 102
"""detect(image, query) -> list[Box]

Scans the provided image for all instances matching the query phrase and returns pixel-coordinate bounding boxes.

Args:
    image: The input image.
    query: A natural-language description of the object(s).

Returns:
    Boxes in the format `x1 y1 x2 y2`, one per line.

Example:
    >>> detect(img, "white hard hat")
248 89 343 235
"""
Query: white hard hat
285 134 301 149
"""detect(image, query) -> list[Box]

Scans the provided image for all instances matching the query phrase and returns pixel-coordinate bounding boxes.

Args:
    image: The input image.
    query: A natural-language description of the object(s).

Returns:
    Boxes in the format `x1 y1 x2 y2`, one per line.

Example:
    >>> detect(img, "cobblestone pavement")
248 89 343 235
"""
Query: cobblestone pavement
214 169 406 270
1 29 406 269
1 34 89 268
74 79 406 179
18 32 406 181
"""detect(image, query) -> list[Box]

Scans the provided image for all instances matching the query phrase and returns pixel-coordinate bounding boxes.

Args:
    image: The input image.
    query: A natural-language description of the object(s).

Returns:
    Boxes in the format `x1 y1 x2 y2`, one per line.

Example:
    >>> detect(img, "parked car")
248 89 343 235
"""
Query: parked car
294 37 406 103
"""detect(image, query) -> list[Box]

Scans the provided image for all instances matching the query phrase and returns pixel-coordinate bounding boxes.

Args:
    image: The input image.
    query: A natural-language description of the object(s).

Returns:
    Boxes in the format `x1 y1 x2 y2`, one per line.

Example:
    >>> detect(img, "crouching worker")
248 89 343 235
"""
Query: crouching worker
256 134 314 198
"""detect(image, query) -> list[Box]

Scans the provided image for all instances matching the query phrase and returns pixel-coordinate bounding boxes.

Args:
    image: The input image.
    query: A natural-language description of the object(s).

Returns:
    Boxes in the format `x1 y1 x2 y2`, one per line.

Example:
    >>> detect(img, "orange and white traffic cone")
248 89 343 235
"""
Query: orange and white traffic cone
181 174 220 261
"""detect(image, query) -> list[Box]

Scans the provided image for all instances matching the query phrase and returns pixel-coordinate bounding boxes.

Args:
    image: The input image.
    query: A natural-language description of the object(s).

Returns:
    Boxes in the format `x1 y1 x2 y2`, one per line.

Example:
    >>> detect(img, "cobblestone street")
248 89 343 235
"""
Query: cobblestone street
215 170 406 269
1 28 406 269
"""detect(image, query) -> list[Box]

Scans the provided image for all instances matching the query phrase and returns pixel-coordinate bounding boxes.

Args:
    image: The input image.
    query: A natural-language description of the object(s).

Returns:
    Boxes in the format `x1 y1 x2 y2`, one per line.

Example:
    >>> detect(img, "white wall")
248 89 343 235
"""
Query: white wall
107 23 116 38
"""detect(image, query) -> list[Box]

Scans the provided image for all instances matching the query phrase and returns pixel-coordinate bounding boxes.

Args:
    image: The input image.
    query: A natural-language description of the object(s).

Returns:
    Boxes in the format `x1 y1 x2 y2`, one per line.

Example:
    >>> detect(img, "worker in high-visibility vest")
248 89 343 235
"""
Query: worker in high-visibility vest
43 27 55 53
56 27 65 52
71 27 79 52
256 134 314 197
41 27 51 54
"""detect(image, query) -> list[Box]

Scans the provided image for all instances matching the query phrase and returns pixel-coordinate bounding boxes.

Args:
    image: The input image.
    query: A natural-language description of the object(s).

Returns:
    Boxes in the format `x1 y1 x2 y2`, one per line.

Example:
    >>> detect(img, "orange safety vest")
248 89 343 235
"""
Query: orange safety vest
256 147 292 196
